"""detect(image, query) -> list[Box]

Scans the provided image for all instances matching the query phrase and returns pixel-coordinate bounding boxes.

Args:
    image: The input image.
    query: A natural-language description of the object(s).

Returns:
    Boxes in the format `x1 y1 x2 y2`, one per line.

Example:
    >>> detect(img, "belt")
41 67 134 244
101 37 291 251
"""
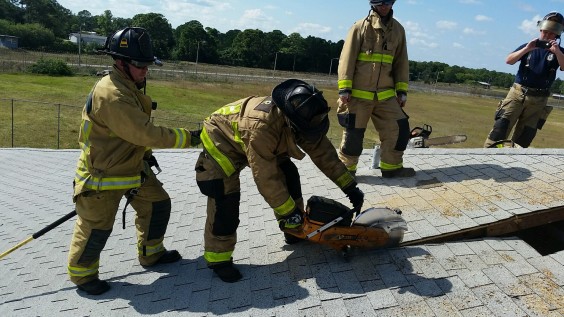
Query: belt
513 83 550 97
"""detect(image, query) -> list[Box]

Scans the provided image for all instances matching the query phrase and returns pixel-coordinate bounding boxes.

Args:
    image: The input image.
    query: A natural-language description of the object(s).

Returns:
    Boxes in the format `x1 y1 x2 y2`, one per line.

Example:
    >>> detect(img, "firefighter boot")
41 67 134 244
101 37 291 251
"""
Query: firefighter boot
284 232 305 245
155 250 181 264
77 278 110 295
210 260 242 283
381 167 416 179
142 250 182 268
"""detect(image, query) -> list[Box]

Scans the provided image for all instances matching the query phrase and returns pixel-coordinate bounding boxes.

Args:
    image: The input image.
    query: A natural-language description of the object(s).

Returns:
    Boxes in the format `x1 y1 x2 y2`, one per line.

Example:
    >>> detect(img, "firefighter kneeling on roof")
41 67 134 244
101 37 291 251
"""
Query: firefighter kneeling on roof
195 79 365 282
67 27 201 296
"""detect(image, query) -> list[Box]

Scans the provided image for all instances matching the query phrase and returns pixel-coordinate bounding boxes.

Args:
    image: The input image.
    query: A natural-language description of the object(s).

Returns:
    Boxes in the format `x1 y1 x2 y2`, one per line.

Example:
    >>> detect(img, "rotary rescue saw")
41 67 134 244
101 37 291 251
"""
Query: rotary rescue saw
283 196 408 252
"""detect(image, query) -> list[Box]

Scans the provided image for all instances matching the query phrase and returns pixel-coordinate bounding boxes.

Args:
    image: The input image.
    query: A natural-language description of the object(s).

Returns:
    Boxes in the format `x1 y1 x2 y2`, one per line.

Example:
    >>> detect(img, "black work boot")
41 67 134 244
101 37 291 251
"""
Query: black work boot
155 250 182 264
77 278 110 295
381 167 416 179
284 232 305 245
210 261 242 283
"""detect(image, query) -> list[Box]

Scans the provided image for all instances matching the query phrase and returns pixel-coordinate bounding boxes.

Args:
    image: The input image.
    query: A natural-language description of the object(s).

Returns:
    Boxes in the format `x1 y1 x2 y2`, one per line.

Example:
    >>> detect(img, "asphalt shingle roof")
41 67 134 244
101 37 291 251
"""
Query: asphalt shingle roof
0 148 563 316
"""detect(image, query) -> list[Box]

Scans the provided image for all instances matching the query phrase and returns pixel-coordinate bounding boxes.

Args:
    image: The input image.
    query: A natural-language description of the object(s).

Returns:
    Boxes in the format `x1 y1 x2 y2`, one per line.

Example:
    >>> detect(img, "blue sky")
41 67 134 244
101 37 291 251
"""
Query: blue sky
57 0 564 74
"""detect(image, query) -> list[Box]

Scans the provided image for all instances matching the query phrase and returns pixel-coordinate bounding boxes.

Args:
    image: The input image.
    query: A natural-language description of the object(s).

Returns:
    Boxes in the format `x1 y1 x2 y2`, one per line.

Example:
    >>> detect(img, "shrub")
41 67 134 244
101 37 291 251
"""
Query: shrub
29 58 73 76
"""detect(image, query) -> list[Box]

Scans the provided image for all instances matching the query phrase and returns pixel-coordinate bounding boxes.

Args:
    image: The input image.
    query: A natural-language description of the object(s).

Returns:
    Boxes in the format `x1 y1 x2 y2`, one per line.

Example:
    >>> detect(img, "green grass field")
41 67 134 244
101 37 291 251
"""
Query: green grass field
0 73 562 149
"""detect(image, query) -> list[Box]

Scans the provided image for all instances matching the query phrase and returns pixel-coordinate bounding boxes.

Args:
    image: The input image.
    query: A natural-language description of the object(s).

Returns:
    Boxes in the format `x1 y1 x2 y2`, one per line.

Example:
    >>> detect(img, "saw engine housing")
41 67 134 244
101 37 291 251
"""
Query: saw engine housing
283 196 408 250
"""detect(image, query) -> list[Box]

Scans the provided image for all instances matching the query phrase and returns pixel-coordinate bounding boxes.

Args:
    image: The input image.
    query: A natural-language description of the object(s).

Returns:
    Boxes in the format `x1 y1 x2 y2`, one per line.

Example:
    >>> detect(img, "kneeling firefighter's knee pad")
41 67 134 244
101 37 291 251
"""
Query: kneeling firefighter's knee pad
341 128 366 156
395 118 411 151
213 192 241 236
489 117 510 141
147 199 172 240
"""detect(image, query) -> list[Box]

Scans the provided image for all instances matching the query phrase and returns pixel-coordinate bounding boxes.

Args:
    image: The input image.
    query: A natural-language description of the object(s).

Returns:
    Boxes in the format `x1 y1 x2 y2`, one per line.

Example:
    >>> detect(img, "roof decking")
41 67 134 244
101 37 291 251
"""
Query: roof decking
0 148 563 316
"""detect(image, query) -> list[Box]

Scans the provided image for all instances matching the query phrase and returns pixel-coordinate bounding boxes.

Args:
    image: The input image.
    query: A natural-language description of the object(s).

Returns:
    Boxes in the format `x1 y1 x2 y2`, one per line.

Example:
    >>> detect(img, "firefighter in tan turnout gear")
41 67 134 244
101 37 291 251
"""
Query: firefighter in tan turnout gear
195 79 364 282
68 27 200 295
337 0 414 178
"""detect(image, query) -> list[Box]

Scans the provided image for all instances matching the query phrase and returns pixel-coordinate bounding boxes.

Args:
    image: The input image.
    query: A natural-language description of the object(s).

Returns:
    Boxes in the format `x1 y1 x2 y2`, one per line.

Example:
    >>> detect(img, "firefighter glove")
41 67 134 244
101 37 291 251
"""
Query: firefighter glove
278 207 303 230
344 185 364 210
190 129 202 147
145 155 159 168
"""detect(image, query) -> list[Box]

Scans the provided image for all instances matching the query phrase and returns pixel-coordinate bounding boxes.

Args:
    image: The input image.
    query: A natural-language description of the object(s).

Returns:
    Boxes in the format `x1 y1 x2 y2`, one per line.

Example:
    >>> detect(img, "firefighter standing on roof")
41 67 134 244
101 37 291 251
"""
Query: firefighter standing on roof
195 79 364 283
484 12 564 148
337 0 414 179
67 27 200 296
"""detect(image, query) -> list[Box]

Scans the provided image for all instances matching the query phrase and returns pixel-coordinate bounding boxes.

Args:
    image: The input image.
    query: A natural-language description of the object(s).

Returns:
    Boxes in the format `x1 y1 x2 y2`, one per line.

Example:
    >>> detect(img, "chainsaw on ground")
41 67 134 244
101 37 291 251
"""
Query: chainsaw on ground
283 196 407 254
407 124 467 148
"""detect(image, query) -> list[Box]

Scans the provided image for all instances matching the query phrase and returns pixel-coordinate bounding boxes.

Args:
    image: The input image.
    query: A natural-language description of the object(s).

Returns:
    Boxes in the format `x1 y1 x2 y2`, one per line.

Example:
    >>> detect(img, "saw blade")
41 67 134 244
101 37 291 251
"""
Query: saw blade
424 135 467 147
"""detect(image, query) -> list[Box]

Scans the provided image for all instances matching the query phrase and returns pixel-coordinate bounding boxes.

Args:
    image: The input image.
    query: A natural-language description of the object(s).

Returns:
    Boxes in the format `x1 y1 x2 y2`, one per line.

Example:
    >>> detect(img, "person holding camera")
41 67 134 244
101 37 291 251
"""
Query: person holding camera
484 12 564 148
67 27 201 296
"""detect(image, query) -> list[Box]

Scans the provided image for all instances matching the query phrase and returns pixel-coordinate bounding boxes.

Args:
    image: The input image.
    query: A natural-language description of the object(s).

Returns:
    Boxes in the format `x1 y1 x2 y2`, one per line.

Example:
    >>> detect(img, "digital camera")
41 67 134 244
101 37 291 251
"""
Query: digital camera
535 39 552 49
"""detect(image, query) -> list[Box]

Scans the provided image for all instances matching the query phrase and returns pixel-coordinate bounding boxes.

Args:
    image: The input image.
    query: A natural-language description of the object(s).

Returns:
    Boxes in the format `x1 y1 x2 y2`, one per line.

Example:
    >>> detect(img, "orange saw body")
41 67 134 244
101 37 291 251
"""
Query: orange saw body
284 196 408 251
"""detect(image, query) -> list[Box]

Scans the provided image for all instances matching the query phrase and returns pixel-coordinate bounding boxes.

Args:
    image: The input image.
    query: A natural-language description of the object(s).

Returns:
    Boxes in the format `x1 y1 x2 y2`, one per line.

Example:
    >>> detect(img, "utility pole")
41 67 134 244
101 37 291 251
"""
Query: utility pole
78 24 82 67
329 58 339 75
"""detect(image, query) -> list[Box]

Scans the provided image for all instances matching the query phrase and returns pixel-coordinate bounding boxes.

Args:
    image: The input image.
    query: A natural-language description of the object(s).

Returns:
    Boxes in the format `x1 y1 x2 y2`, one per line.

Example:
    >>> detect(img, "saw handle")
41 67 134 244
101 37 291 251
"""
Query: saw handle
306 206 360 239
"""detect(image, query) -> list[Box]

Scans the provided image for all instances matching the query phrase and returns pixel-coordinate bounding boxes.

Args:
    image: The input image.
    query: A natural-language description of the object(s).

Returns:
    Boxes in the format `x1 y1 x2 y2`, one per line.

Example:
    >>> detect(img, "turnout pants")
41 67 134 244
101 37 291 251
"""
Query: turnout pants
67 170 172 285
337 97 410 172
195 152 303 266
484 85 551 148
195 151 241 266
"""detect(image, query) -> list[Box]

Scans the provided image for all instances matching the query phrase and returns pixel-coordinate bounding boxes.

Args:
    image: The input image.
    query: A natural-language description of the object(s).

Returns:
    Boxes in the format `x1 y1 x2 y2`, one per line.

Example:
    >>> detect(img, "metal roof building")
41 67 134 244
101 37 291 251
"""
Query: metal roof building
0 148 562 316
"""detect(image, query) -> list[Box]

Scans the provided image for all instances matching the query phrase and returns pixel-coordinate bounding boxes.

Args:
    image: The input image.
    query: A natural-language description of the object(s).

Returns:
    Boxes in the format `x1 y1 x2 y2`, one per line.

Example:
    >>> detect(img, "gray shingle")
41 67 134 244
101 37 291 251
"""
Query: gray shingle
1 148 563 317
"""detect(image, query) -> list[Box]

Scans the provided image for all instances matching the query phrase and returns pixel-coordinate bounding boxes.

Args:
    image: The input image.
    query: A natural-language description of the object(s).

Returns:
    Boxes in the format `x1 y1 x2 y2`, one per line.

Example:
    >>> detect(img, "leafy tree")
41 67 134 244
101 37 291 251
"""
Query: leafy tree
231 29 268 68
0 0 23 22
0 20 56 49
281 33 306 72
96 10 114 37
18 0 72 38
173 20 207 61
131 13 174 59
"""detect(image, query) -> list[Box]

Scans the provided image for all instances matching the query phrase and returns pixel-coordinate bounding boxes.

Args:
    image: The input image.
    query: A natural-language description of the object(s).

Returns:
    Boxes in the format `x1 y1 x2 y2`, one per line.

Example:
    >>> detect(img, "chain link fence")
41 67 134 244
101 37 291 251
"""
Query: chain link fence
0 98 203 149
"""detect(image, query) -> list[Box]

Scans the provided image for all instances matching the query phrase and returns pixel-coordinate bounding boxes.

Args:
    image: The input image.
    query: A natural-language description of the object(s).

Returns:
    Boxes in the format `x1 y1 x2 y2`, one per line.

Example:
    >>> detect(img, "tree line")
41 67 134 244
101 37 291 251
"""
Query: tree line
2 0 564 92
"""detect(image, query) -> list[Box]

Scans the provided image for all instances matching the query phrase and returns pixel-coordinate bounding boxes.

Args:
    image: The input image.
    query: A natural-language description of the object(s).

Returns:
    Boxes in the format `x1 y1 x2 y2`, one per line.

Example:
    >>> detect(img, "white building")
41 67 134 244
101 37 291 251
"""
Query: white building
68 32 107 46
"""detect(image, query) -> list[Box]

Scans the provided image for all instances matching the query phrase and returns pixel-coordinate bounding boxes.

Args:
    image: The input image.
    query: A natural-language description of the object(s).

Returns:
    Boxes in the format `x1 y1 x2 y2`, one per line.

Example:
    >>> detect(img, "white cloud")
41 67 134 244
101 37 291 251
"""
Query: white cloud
459 0 481 4
519 15 542 36
293 23 332 36
453 42 464 48
235 9 276 30
463 27 485 35
410 38 438 48
475 15 492 22
436 20 458 30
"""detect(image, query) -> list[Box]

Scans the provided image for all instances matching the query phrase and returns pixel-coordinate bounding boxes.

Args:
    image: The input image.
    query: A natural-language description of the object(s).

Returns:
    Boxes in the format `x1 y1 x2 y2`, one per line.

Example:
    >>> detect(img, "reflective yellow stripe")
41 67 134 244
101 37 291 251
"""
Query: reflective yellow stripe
335 171 355 188
68 260 99 277
200 128 237 177
273 196 296 216
74 165 141 191
173 128 188 148
395 82 408 92
346 164 357 172
338 80 353 90
358 52 394 64
351 89 396 101
204 250 233 263
380 161 403 171
212 102 242 116
139 242 165 256
79 120 92 152
232 122 246 152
